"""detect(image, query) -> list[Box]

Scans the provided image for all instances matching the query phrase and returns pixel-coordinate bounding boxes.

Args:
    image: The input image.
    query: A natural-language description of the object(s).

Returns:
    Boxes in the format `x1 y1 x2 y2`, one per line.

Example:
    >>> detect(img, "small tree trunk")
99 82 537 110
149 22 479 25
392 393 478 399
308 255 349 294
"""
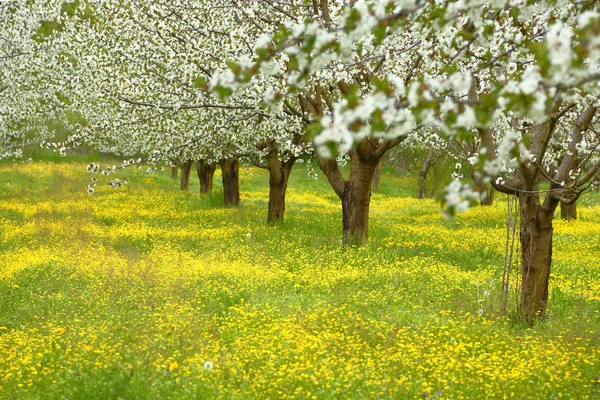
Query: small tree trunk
171 166 178 179
418 145 436 199
219 158 240 206
469 164 495 205
560 201 577 220
481 185 495 206
180 160 192 191
473 183 495 206
342 156 378 246
372 158 384 192
196 160 216 194
518 191 557 324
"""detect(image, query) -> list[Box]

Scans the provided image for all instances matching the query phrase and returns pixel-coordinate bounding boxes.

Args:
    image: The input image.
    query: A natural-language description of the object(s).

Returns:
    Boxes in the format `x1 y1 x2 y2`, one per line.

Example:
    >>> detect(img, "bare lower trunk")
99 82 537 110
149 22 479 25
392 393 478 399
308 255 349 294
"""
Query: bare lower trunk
180 160 192 191
418 145 438 199
519 192 557 324
196 160 216 194
342 157 378 246
372 158 384 192
267 165 292 225
219 158 240 206
418 174 427 199
171 166 178 179
470 164 494 205
267 156 294 225
560 201 577 220
474 183 495 206
315 135 403 246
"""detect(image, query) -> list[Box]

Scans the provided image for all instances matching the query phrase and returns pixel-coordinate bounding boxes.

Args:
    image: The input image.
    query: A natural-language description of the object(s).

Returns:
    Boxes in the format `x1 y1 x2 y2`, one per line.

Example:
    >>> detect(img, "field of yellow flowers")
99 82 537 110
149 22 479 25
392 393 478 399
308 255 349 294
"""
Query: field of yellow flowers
1 161 600 399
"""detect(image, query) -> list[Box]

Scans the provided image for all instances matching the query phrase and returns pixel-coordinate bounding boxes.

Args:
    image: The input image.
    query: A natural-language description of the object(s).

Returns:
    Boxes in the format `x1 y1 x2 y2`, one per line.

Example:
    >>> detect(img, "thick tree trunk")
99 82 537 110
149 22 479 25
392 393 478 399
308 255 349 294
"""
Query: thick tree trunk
196 160 216 194
518 191 557 324
560 201 577 220
171 166 178 179
180 160 192 191
315 135 403 246
265 146 294 225
257 138 298 225
219 158 240 206
267 163 293 225
372 158 384 192
342 156 378 246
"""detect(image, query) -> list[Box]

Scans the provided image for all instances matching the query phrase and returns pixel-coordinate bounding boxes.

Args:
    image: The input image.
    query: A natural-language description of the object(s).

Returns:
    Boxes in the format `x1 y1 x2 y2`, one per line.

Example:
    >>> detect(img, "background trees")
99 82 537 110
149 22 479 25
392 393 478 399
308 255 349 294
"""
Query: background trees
47 0 310 222
0 0 67 160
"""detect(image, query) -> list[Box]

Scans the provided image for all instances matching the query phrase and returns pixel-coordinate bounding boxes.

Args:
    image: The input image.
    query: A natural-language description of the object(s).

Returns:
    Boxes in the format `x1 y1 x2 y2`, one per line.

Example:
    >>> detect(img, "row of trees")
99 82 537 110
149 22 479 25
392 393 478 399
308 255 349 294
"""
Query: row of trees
2 0 600 323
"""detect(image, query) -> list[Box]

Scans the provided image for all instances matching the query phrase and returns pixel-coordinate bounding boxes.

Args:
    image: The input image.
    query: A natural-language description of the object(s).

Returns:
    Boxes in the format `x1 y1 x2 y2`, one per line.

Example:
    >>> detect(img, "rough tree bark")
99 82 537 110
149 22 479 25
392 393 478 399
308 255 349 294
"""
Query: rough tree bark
251 138 300 225
372 158 384 192
482 102 596 324
180 160 192 191
317 139 392 246
196 160 216 194
219 158 240 206
265 148 295 225
418 144 440 199
560 200 577 220
171 166 178 179
518 190 558 324
341 153 379 245
301 81 405 245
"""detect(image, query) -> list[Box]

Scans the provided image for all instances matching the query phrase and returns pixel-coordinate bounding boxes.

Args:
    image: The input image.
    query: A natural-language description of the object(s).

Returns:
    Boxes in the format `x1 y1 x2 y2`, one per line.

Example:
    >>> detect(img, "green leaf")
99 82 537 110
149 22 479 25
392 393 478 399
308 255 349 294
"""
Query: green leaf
193 76 207 89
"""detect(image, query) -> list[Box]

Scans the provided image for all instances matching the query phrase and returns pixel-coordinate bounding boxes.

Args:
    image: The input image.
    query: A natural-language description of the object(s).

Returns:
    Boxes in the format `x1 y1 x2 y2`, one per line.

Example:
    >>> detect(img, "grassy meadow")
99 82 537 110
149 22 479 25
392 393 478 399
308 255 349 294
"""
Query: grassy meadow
1 160 600 399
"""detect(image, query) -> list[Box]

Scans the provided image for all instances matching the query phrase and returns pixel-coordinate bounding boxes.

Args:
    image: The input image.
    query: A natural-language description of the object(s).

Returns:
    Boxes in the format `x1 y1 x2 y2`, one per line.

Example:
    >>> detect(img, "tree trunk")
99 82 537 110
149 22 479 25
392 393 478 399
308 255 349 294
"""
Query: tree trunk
315 135 403 246
481 185 495 206
372 158 384 192
418 145 436 199
418 174 426 199
266 152 294 225
180 160 192 191
267 164 293 225
219 158 240 206
342 156 378 246
171 166 178 179
474 183 495 206
196 160 216 194
470 164 495 205
560 201 577 220
518 191 557 324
